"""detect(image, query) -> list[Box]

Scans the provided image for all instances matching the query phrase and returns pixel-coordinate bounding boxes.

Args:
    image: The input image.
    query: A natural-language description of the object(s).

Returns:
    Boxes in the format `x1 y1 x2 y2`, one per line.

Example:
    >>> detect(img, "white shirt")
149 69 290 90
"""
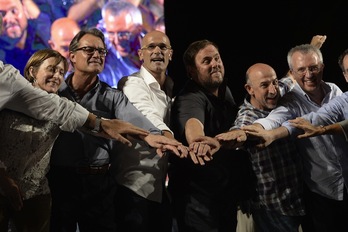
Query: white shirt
122 66 173 134
0 61 88 132
113 66 173 202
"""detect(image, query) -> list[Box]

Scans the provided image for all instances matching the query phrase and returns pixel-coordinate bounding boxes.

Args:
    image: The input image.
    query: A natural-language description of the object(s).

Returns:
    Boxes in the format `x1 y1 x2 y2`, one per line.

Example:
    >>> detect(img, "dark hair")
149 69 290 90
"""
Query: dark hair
24 48 68 83
183 39 219 78
338 48 348 72
69 27 106 53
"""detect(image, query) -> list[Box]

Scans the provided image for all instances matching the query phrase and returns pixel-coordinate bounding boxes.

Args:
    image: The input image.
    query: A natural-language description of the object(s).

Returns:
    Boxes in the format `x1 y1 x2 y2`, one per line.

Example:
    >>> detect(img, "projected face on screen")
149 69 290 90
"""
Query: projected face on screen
0 0 28 39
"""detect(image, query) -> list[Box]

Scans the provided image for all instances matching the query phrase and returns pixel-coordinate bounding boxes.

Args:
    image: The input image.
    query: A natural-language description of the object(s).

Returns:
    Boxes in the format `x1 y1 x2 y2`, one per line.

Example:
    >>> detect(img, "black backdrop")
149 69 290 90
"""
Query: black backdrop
165 0 348 105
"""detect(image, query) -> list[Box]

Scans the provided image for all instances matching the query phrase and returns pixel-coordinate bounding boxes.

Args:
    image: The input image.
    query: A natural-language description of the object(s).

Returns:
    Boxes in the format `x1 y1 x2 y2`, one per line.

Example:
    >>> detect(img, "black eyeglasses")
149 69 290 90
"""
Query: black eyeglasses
141 43 171 51
74 46 108 57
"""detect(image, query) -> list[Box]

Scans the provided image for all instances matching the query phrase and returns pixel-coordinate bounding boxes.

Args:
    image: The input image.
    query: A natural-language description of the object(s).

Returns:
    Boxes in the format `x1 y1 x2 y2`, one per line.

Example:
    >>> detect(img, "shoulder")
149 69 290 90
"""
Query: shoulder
118 72 146 90
326 81 342 92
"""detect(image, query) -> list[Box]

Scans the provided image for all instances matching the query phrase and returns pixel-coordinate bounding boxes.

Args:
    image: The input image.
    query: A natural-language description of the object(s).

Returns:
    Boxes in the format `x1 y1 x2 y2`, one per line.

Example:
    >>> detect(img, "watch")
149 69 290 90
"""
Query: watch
91 115 102 133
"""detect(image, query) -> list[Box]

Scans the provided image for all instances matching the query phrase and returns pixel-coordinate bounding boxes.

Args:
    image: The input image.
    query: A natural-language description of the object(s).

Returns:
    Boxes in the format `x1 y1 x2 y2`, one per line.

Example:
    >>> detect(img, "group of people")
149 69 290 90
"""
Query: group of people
0 0 165 88
2 4 348 232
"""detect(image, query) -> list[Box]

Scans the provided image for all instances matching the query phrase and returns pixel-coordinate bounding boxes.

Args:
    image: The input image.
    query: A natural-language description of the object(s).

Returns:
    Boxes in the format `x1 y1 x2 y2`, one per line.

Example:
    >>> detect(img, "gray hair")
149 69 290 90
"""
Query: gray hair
101 0 143 26
287 44 324 70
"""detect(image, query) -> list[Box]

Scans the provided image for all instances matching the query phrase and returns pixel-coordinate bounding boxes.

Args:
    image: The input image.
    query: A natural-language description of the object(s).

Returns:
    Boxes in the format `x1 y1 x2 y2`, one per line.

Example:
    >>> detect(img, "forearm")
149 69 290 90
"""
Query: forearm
22 0 40 19
185 118 205 144
67 0 101 23
271 126 290 141
321 123 345 137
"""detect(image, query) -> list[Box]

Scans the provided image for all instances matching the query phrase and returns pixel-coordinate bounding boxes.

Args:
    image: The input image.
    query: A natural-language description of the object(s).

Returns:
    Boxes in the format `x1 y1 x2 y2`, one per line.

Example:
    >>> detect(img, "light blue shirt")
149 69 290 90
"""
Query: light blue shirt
255 82 346 200
283 91 348 198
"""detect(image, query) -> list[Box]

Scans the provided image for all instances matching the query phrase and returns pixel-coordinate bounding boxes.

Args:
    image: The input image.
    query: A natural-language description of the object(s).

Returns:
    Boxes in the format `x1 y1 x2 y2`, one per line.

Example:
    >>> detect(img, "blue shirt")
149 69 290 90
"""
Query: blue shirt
50 74 159 167
0 13 50 75
256 82 345 200
283 91 348 197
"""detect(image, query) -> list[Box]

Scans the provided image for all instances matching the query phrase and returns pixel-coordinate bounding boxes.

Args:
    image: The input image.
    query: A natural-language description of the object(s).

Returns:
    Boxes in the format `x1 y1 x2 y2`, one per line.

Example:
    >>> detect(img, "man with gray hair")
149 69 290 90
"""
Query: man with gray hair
97 0 145 88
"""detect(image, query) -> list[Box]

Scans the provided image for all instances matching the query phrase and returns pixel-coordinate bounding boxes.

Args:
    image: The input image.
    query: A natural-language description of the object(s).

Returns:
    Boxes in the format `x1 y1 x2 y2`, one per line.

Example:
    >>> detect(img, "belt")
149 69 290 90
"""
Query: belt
52 164 110 175
76 164 110 175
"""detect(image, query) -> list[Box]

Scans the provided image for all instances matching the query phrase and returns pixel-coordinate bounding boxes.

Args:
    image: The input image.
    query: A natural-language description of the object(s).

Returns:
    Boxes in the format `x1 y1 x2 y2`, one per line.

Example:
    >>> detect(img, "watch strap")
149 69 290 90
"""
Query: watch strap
91 115 102 133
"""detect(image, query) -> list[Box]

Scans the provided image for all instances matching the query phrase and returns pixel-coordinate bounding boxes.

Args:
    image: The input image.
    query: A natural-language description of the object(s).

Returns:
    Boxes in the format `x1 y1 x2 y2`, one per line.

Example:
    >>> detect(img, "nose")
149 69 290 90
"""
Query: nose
154 45 162 51
268 83 277 94
304 68 312 77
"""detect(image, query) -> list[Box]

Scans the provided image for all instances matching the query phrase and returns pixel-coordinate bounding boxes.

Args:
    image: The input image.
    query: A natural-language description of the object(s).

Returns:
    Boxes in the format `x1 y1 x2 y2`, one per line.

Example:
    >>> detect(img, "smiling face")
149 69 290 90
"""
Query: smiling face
191 44 225 93
138 30 172 76
31 57 65 93
290 50 324 95
70 33 106 75
0 0 27 39
245 63 280 111
104 10 141 57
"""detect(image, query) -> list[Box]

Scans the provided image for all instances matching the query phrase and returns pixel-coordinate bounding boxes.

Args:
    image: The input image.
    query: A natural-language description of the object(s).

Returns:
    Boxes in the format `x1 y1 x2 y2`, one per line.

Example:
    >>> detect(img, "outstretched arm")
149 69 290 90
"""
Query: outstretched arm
241 124 290 149
215 129 247 149
289 117 345 139
185 118 219 165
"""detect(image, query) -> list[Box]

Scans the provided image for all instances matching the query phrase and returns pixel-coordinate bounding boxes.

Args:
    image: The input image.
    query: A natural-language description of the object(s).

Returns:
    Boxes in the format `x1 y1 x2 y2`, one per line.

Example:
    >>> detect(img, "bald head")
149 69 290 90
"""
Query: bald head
49 17 81 58
141 30 170 48
246 63 276 84
138 30 172 79
245 63 280 111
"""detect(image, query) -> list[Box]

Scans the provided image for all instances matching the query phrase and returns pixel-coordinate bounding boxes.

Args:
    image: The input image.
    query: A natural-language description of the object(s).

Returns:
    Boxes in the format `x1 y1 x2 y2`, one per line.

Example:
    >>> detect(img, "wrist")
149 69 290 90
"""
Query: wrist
91 115 102 133
319 125 327 135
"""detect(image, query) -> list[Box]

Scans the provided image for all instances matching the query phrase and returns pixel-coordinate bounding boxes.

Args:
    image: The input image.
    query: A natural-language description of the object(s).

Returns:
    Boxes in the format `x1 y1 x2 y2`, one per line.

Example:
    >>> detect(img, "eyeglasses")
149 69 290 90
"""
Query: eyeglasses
74 46 108 57
292 65 321 76
141 43 171 51
106 31 133 41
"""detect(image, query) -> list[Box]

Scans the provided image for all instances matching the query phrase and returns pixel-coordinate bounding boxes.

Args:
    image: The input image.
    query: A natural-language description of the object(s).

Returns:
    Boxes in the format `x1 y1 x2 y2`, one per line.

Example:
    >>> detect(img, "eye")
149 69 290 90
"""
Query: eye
84 47 95 53
147 45 156 50
159 44 168 50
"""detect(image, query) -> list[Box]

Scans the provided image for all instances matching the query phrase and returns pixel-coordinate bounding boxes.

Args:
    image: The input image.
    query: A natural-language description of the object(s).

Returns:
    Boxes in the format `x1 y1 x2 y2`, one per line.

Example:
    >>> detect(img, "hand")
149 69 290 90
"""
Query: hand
192 136 221 157
310 35 327 49
155 144 189 159
188 136 221 165
241 124 274 149
0 174 23 211
176 144 189 158
289 117 323 138
99 119 149 146
142 134 182 157
215 129 247 149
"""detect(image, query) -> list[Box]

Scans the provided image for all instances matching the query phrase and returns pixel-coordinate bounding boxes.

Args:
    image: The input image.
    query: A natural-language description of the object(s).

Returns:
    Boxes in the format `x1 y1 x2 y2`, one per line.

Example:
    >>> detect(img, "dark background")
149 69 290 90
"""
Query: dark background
164 0 348 105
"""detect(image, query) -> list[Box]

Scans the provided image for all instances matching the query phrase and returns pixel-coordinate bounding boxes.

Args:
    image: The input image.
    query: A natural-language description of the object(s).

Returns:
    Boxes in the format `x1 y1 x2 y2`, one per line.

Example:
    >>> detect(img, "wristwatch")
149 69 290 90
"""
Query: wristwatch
91 115 102 133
